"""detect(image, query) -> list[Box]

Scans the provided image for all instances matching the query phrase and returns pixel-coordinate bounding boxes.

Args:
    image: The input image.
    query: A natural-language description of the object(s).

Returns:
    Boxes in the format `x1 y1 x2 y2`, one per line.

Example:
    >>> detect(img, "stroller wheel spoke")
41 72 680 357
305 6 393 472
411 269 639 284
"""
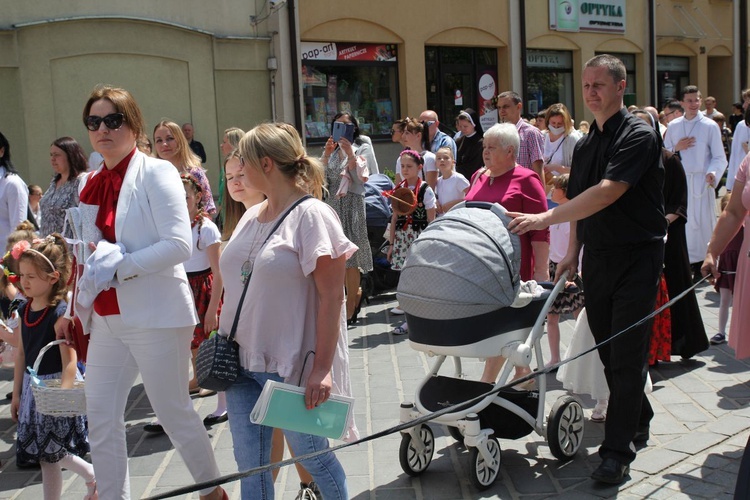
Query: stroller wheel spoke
470 438 501 490
548 396 585 461
399 425 435 476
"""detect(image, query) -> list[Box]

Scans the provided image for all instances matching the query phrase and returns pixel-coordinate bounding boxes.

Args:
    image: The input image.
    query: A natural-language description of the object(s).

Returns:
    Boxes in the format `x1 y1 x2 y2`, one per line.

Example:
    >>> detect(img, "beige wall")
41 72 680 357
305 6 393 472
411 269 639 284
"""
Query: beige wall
0 3 275 189
655 0 735 113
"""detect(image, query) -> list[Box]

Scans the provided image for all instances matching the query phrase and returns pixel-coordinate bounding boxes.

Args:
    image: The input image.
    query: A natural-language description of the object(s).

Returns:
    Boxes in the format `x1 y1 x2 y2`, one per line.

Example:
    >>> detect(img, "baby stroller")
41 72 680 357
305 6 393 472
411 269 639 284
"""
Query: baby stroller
362 173 400 297
395 202 585 489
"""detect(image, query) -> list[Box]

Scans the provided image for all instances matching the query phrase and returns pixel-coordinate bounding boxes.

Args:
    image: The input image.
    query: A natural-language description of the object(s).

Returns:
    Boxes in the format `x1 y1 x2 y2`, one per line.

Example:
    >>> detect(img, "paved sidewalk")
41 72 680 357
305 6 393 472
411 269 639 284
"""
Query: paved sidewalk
0 281 747 499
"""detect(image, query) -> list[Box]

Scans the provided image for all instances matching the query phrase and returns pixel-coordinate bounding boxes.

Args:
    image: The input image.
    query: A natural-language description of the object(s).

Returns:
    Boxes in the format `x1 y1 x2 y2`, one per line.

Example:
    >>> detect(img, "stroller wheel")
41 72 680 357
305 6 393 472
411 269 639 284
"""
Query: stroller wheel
399 424 435 476
470 437 501 490
547 395 585 461
447 425 464 444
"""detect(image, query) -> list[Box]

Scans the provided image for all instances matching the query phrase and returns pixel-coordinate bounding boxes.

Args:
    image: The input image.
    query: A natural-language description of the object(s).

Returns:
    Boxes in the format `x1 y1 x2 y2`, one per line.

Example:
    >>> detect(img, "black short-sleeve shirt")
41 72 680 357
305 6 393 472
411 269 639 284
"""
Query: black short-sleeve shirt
568 108 666 250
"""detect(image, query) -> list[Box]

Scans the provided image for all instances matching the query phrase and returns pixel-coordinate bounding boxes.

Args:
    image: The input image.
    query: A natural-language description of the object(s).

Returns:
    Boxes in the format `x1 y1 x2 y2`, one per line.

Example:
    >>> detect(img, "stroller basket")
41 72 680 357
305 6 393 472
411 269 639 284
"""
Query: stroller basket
420 375 537 439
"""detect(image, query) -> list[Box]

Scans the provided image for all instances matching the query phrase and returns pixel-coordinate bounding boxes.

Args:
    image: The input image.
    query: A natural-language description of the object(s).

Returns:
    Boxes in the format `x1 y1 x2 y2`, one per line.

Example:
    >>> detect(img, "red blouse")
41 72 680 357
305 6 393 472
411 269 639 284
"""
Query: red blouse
466 166 550 281
79 147 136 315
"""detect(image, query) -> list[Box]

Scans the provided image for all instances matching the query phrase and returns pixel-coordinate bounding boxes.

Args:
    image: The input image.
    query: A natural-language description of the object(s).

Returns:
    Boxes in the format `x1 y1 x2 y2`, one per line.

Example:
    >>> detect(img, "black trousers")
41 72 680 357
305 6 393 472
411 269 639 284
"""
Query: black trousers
583 240 664 465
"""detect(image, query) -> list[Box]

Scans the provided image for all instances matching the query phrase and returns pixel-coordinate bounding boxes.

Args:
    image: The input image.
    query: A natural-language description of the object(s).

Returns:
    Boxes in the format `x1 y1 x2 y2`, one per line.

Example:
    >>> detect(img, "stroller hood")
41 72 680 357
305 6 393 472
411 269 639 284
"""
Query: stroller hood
396 202 521 320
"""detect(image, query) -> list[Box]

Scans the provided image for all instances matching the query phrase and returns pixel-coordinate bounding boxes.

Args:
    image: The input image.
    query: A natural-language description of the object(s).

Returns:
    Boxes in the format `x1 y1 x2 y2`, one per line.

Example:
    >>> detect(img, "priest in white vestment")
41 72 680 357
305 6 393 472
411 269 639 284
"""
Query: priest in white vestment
664 85 727 265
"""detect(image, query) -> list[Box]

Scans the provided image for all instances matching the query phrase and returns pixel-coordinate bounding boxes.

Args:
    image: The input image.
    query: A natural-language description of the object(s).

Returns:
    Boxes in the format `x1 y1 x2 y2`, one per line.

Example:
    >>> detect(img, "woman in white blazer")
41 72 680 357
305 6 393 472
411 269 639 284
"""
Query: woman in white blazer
63 85 226 500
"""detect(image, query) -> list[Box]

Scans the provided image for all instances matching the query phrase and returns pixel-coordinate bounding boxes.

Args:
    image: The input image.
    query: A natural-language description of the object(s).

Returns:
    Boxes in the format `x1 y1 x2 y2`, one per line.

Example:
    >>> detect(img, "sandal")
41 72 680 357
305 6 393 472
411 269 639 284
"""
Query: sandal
591 402 608 422
392 323 409 335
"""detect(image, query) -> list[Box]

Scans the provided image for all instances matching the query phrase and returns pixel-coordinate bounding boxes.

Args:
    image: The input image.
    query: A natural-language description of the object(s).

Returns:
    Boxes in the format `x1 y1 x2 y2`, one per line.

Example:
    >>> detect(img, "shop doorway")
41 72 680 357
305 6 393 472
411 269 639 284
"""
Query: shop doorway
657 56 690 108
425 47 498 134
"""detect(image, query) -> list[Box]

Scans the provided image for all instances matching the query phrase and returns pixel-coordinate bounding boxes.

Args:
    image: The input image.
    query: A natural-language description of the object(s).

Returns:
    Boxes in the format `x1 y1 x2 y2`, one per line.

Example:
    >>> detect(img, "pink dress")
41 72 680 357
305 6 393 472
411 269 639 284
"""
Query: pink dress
729 156 750 359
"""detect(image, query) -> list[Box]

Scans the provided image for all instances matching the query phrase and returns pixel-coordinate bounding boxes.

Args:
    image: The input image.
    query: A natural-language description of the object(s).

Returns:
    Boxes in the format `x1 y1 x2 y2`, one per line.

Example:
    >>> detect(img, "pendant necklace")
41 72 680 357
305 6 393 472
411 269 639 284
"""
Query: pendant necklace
239 200 289 284
240 220 274 285
683 115 700 140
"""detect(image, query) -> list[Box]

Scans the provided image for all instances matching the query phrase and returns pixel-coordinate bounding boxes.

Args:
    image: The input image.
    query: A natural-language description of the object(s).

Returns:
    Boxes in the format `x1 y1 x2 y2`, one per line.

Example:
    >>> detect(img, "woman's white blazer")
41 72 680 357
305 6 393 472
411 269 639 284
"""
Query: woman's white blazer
78 150 198 330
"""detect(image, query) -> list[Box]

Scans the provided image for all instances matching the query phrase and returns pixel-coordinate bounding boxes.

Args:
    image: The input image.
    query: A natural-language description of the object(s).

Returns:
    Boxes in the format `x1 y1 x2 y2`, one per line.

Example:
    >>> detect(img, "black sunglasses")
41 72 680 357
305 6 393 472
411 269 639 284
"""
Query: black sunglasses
84 113 125 132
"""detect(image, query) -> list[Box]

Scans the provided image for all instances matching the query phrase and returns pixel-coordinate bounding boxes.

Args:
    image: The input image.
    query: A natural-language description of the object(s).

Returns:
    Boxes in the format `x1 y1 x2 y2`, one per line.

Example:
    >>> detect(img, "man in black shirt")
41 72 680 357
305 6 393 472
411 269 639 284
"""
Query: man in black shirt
508 54 665 485
182 122 207 163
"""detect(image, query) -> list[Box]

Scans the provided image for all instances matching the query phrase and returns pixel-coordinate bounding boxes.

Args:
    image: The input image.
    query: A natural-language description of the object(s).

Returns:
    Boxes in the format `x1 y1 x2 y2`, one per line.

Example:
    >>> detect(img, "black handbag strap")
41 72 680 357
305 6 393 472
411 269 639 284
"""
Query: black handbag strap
228 194 312 340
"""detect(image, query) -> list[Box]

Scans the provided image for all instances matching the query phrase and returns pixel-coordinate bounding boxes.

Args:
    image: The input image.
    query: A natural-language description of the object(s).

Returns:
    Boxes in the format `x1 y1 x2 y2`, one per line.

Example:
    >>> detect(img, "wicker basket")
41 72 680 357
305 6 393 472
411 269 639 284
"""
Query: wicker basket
30 340 86 417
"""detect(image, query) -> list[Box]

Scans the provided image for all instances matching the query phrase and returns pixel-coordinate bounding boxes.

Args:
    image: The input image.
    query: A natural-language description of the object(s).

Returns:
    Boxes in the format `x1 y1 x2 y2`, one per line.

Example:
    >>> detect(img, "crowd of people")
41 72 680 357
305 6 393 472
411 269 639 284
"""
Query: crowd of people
0 50 749 497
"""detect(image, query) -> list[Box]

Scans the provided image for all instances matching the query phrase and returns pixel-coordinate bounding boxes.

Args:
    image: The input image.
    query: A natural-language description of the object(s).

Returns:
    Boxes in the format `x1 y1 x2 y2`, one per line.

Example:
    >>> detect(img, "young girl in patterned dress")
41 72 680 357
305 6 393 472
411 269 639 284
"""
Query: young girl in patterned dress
387 150 436 334
10 234 97 499
182 174 223 394
545 175 584 366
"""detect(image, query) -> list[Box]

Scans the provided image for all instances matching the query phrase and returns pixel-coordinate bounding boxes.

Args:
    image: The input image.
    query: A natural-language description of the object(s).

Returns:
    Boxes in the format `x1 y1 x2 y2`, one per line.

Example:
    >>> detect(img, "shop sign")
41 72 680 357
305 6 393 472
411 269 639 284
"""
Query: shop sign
657 56 689 72
478 71 498 132
526 50 573 69
301 42 397 62
549 0 626 34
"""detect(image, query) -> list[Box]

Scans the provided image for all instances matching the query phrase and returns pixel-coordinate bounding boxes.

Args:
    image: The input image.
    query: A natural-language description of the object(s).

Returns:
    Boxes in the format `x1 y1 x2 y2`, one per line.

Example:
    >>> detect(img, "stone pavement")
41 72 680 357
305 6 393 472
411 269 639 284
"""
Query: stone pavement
0 281 747 499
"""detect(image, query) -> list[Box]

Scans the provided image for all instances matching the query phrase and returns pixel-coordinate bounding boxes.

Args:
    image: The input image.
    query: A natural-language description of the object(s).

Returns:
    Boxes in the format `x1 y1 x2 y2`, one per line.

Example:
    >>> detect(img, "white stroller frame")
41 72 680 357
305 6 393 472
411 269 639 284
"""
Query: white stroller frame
398 274 585 490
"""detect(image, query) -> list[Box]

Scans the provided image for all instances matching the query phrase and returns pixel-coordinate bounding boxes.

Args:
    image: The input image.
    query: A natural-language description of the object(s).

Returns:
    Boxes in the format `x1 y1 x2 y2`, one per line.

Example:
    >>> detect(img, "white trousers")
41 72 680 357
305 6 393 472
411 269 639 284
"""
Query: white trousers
85 313 220 499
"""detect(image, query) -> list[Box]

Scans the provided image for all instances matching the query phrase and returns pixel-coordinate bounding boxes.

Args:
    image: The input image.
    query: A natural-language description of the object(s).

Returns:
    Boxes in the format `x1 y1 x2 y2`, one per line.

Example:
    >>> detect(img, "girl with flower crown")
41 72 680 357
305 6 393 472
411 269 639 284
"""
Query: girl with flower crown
10 235 97 500
386 149 436 334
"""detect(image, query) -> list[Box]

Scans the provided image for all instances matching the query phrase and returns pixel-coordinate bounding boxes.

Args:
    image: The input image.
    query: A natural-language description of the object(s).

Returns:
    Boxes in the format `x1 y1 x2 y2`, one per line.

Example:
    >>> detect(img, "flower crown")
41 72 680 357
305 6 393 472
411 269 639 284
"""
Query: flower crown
0 251 18 284
7 237 58 278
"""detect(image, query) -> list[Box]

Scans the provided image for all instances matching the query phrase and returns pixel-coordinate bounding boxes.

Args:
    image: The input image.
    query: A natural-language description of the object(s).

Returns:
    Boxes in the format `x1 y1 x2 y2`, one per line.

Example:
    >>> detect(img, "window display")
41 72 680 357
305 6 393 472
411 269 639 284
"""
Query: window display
302 42 399 142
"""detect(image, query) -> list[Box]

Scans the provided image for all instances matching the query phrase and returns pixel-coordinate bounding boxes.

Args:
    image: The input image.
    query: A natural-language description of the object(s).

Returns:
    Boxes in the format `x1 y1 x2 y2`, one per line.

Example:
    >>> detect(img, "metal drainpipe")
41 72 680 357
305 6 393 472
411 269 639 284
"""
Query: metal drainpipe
648 0 657 106
287 0 303 134
519 0 528 108
741 0 748 92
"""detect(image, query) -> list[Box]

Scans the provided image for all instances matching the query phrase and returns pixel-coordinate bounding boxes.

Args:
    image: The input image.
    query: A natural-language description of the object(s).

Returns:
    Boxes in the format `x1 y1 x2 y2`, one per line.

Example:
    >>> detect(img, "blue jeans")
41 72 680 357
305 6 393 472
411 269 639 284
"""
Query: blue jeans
225 369 348 500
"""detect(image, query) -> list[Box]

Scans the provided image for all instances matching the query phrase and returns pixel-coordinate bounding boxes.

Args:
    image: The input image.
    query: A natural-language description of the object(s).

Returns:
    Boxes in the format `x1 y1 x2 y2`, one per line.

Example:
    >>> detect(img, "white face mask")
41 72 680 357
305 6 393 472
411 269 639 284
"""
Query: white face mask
548 125 565 135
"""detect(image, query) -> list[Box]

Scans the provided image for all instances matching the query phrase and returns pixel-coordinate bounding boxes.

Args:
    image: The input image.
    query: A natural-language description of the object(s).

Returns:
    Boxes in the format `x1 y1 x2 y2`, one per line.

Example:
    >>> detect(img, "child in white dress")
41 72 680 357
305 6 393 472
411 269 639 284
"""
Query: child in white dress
434 147 469 216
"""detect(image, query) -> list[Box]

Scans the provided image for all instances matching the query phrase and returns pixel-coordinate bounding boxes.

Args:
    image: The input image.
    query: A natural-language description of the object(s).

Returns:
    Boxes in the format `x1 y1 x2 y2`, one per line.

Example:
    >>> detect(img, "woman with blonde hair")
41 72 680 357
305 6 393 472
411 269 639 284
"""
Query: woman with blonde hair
217 127 245 226
222 122 355 499
542 103 581 194
153 120 216 215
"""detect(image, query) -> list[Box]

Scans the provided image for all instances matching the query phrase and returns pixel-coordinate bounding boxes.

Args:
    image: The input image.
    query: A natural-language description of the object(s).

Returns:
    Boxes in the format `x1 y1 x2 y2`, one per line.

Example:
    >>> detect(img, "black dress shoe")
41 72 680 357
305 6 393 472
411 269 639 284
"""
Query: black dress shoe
203 412 228 426
633 427 650 444
143 422 165 434
591 458 630 484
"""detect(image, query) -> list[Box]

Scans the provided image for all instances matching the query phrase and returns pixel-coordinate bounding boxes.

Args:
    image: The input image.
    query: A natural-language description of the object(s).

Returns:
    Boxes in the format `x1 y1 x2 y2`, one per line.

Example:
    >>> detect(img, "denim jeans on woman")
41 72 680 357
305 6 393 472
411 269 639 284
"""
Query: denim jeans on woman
225 369 348 500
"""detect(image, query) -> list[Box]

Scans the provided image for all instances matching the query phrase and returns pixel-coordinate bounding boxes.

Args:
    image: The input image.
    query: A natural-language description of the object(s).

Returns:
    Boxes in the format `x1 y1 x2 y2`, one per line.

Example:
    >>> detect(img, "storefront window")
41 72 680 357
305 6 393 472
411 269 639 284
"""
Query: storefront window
301 42 399 143
597 52 636 105
526 50 574 116
657 56 690 108
425 47 498 134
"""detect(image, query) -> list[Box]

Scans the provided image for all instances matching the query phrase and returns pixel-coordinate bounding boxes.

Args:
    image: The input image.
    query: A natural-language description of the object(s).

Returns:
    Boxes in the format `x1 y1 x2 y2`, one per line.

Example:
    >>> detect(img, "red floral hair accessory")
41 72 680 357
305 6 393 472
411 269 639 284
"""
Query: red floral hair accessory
10 240 30 260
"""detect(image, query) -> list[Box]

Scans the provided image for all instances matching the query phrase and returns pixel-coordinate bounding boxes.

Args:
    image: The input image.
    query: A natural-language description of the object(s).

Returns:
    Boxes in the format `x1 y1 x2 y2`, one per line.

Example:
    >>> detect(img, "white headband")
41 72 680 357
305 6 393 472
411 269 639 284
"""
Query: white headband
458 111 476 128
23 248 57 274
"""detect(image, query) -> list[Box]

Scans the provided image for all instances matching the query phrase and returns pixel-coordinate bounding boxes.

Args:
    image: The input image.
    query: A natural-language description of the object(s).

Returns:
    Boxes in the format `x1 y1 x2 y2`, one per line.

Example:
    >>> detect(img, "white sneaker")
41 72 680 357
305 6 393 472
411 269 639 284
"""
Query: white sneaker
391 307 404 315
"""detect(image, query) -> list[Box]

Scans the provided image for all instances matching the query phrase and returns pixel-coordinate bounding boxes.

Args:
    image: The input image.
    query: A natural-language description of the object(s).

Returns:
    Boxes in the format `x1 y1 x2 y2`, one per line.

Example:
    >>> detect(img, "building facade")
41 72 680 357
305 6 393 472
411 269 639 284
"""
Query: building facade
0 0 294 187
0 0 746 184
300 0 743 159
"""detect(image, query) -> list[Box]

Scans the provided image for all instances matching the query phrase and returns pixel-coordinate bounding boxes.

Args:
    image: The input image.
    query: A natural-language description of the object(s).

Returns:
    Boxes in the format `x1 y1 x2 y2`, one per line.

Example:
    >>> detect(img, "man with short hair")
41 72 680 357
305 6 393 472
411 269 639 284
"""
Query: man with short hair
182 122 207 163
644 106 667 138
495 91 544 179
664 86 727 270
508 54 665 485
703 96 719 118
662 100 683 124
418 110 456 158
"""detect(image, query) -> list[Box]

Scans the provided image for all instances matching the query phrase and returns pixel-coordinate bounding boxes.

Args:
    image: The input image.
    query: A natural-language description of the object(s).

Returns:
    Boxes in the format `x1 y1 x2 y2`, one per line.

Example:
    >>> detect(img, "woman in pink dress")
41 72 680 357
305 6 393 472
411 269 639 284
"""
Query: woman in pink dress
703 153 750 359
